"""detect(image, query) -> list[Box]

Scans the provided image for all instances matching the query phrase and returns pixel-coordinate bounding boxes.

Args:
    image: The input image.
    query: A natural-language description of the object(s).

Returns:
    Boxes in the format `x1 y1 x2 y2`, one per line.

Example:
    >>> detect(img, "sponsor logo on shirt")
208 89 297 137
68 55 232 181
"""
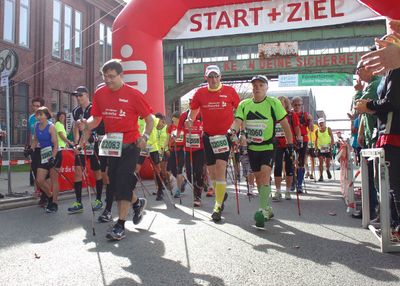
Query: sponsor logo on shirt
220 94 227 98
119 109 126 117
119 98 129 103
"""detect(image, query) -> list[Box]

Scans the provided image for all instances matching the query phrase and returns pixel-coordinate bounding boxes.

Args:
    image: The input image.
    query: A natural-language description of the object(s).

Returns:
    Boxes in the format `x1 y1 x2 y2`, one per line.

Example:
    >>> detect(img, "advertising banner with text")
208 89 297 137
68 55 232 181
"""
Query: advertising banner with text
166 0 377 39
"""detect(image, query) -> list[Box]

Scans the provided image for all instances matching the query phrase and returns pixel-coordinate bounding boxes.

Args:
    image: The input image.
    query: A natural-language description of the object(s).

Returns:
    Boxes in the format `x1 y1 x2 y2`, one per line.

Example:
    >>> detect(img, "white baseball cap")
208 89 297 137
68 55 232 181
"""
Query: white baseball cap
317 118 325 124
204 65 221 77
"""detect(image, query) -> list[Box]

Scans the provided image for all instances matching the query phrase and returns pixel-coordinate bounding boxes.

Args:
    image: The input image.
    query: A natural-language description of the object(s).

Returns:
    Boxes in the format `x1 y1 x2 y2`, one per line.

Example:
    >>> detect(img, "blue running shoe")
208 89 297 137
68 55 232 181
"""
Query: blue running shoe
106 224 126 241
132 198 147 225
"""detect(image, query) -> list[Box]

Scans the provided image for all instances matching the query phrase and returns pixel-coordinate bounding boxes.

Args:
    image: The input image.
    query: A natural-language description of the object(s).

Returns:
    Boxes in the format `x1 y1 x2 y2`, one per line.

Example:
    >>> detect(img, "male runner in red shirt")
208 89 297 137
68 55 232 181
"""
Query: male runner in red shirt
187 65 240 222
79 59 153 241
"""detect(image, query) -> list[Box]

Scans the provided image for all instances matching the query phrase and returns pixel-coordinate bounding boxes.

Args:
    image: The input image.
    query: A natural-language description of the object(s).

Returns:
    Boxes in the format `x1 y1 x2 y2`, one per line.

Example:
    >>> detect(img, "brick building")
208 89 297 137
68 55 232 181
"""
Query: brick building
0 0 125 145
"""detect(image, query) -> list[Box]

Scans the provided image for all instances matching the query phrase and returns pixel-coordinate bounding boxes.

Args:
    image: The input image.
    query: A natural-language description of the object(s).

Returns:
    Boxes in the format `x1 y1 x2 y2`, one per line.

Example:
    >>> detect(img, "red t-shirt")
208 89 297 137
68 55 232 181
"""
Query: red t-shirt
177 110 204 152
167 124 184 150
276 111 300 148
91 84 152 144
295 111 310 143
190 85 240 136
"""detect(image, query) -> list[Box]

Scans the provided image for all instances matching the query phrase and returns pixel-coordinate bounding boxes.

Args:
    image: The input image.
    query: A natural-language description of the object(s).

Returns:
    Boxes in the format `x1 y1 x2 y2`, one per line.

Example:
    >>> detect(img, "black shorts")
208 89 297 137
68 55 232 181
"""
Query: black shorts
203 133 231 166
307 147 317 158
38 151 62 170
31 148 41 176
74 152 101 171
248 149 275 172
274 147 294 177
318 151 332 159
167 148 185 177
108 144 140 201
138 151 160 165
99 155 108 172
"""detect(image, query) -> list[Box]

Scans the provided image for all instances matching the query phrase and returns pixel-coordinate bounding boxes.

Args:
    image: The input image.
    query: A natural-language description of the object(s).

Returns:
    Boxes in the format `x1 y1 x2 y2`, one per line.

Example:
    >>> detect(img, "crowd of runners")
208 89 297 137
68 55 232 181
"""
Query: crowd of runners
12 18 400 241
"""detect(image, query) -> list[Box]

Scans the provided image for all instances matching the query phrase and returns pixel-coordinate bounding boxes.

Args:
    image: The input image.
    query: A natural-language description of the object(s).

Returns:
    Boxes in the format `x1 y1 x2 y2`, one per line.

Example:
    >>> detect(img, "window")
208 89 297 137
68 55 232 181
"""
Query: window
60 92 70 112
63 5 72 61
52 0 62 57
19 0 29 47
74 11 82 65
3 0 15 43
51 90 60 114
99 23 112 66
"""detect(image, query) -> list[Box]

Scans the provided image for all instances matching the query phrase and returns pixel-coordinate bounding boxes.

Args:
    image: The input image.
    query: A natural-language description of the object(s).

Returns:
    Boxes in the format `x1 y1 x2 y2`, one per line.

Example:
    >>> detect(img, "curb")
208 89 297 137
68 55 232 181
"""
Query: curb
0 191 86 211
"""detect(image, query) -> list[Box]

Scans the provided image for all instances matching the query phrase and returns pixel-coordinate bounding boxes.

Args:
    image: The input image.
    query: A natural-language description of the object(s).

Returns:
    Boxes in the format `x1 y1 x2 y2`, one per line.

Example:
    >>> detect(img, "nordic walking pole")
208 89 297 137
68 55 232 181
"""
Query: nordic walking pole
188 127 195 217
133 172 151 198
148 155 177 209
77 144 96 236
230 145 240 215
174 141 182 205
292 151 301 216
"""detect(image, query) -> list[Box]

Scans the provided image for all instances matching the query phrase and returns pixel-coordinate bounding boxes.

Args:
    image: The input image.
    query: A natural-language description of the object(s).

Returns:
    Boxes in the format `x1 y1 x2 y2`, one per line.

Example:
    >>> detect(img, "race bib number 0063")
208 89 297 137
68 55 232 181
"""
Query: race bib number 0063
186 134 200 148
99 133 123 157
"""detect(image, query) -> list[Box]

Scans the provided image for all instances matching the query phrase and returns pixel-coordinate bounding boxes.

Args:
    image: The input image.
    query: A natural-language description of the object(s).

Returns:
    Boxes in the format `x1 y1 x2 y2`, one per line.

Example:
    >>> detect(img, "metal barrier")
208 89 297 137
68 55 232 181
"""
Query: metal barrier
360 148 400 253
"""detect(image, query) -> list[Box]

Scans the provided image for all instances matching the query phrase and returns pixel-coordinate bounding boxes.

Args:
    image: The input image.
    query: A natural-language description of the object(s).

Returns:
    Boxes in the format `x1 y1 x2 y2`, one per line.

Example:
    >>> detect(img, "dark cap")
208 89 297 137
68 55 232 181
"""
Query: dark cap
251 75 268 84
72 86 89 96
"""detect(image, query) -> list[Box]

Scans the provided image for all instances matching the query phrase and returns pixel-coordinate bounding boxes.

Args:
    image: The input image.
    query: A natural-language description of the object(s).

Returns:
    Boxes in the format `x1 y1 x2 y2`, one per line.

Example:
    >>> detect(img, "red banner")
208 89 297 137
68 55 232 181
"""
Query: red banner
58 150 95 192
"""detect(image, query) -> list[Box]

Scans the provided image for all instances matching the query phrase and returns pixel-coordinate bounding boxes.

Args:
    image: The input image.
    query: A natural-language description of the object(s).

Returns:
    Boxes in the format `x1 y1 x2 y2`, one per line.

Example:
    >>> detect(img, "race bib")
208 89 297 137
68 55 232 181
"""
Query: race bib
275 123 285 137
80 143 94 156
209 135 229 154
320 145 330 153
175 131 184 143
99 133 123 157
140 148 150 157
40 146 53 164
246 120 267 143
186 133 201 148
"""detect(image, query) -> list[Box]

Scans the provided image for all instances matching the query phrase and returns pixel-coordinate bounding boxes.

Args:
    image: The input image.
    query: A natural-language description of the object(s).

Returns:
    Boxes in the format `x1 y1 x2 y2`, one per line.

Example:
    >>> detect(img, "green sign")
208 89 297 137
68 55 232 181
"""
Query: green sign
298 73 353 86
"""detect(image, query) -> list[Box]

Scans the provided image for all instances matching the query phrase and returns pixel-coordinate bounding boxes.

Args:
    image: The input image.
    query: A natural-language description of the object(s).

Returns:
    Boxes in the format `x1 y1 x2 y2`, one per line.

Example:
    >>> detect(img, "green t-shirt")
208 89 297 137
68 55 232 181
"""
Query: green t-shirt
55 121 67 148
235 96 287 151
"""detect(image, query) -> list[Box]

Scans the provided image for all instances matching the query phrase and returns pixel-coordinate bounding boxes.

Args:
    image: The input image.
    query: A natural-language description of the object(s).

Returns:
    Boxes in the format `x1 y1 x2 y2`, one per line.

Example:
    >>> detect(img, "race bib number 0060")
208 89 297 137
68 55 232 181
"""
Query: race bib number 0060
99 133 123 157
246 120 267 143
209 135 229 154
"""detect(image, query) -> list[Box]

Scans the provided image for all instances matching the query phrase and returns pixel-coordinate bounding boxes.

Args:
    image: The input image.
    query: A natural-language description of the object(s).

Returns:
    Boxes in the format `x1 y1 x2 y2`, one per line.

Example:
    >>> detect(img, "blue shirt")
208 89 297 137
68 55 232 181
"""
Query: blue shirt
28 113 37 137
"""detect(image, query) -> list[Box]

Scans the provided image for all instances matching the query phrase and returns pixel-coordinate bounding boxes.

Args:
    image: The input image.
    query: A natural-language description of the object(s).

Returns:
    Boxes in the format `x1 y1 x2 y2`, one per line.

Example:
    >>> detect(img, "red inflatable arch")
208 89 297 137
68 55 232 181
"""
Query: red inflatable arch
112 0 398 114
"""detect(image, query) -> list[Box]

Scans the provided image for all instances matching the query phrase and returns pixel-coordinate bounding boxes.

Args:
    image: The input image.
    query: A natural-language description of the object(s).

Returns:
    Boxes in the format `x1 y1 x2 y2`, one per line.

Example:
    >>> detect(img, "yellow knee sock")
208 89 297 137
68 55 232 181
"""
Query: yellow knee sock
215 181 226 207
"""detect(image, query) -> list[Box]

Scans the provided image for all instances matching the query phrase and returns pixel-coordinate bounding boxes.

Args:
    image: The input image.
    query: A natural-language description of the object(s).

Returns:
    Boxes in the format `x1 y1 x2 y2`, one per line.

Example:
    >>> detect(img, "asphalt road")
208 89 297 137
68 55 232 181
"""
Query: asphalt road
0 178 399 286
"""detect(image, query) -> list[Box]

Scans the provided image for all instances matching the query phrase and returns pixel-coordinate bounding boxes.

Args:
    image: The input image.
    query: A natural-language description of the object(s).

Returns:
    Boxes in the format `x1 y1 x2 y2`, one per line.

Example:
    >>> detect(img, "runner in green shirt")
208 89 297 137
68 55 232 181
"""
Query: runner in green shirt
55 112 72 149
230 75 294 227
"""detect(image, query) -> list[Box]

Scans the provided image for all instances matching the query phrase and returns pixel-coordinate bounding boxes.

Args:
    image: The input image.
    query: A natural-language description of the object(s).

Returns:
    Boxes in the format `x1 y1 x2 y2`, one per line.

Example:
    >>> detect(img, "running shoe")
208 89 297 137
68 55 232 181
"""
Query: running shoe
318 176 324 182
310 174 314 180
156 192 164 201
206 187 215 197
296 186 303 194
98 209 112 223
305 172 310 179
211 206 222 222
272 191 282 202
106 224 126 241
92 199 103 211
254 210 265 228
193 199 201 207
327 170 332 179
67 202 83 214
45 202 58 213
132 198 147 225
260 207 274 221
285 191 291 200
173 188 181 198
